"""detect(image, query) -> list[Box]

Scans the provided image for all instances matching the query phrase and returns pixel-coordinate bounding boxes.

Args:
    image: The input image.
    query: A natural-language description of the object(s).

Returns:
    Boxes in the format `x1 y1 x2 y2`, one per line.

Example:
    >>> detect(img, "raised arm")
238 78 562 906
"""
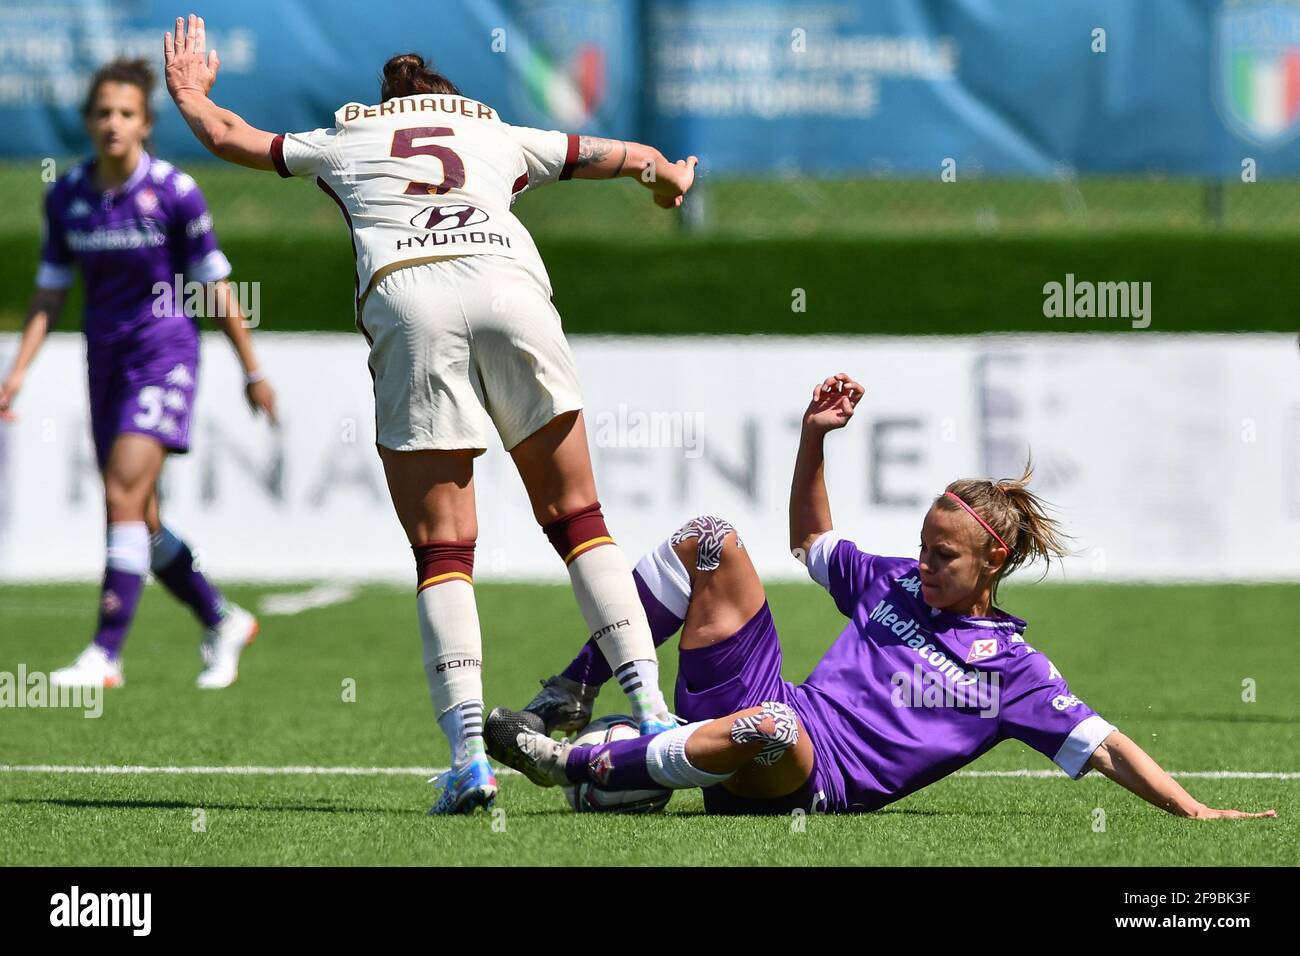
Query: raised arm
164 15 276 171
1089 730 1276 820
0 288 67 422
569 135 699 209
789 373 863 557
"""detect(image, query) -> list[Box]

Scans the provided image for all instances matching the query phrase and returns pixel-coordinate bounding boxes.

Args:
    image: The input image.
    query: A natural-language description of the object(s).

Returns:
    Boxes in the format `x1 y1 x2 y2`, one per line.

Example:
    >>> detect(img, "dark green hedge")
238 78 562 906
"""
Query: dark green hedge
2 232 1294 335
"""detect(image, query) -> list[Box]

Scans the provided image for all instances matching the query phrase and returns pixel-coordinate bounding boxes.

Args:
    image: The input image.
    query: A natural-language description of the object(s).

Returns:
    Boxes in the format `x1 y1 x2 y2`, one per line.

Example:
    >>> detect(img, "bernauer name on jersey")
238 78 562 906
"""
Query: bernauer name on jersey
342 97 496 123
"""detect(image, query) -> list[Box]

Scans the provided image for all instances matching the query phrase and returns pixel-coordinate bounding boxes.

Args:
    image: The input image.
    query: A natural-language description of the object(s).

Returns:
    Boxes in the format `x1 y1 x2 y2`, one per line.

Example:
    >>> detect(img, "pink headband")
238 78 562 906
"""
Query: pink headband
944 491 1013 554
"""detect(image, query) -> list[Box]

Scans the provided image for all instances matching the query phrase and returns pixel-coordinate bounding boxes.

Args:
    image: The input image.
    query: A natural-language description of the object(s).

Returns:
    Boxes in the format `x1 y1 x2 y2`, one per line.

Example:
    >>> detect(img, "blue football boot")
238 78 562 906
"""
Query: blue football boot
427 754 497 815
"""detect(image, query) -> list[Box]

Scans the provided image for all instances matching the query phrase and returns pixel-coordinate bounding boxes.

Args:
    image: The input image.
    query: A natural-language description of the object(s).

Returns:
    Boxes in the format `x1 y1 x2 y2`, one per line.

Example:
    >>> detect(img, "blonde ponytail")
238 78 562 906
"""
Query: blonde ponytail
938 457 1071 601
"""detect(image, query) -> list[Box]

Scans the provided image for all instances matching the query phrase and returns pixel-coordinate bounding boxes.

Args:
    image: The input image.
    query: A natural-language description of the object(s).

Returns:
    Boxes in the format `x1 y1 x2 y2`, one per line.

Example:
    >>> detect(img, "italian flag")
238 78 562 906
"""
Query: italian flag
522 42 606 127
1232 47 1300 137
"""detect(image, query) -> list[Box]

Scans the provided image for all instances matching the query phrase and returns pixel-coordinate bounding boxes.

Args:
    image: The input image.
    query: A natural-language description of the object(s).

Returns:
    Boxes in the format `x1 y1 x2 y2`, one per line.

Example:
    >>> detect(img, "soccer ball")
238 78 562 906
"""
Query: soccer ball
563 715 672 814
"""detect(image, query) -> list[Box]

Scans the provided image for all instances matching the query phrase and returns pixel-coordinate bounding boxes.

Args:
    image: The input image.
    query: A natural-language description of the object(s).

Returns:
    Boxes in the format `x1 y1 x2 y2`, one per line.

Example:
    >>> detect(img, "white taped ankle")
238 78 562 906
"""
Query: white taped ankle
645 722 732 789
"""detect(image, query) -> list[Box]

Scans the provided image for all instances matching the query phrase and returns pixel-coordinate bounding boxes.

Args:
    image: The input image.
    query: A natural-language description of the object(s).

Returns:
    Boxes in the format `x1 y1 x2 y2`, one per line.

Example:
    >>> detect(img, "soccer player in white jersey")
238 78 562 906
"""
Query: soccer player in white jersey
164 15 695 812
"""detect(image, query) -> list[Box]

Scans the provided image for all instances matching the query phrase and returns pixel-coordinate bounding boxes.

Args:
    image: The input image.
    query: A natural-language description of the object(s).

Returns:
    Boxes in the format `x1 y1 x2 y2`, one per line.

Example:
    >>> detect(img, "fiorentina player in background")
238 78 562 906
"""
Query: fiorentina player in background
0 59 275 688
489 374 1277 821
163 15 697 813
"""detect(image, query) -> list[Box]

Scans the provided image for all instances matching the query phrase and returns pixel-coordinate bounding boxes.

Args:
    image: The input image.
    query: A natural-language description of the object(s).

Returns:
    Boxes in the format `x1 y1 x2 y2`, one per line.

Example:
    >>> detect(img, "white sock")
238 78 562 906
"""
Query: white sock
106 522 150 574
566 543 670 723
646 722 731 789
416 578 485 763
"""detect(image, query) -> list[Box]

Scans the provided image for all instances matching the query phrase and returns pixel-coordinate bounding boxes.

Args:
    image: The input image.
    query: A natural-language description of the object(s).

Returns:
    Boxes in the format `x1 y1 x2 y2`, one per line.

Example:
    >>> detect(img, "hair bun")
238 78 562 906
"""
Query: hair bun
384 54 425 77
379 53 461 100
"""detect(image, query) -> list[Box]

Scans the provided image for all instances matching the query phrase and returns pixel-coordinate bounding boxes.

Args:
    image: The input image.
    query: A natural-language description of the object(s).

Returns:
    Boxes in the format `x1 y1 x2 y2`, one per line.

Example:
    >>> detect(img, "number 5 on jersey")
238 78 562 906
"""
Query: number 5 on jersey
391 127 466 196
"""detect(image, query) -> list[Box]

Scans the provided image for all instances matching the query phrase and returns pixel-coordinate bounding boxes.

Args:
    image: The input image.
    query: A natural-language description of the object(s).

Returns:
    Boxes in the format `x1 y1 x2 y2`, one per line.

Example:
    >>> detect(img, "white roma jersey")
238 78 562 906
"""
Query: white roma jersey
272 94 578 315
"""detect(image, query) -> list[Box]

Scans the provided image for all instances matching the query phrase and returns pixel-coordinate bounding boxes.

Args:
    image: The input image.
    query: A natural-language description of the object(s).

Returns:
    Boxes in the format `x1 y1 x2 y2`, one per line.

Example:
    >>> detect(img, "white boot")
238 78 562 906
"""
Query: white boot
50 644 124 689
196 604 259 689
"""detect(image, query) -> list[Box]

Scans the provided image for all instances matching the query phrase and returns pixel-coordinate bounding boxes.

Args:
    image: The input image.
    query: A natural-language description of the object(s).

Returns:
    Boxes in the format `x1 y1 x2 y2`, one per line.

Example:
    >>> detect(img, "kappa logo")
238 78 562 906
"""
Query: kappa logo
966 637 998 662
896 573 922 597
410 203 490 231
164 364 194 388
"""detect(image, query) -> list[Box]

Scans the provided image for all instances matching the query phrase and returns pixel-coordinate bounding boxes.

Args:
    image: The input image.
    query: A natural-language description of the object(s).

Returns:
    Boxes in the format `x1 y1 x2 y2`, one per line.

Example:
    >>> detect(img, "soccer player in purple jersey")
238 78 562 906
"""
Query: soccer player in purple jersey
0 58 276 690
488 373 1277 821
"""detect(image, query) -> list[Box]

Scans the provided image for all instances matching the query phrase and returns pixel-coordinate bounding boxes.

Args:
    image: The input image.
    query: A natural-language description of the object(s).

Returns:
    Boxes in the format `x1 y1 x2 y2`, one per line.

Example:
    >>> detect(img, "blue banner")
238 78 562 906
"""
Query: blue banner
0 0 641 157
2 0 1299 175
646 0 1300 176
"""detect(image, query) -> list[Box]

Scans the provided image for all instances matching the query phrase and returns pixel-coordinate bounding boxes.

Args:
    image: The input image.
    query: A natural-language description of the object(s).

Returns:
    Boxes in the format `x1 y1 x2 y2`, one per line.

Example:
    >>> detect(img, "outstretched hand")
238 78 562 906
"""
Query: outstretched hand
163 13 220 101
802 373 864 434
654 156 700 209
1191 804 1277 820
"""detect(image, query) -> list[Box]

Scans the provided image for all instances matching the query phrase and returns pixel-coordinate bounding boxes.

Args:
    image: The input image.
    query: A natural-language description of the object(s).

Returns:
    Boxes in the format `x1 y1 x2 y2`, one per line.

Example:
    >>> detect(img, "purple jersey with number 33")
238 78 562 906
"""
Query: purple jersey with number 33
38 153 232 463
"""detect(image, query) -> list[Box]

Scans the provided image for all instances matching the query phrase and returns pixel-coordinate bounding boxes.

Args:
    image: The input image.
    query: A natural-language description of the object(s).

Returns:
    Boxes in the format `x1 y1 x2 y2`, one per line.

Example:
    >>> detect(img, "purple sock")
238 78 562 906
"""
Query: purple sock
566 734 659 791
151 528 226 628
561 572 683 686
92 568 146 659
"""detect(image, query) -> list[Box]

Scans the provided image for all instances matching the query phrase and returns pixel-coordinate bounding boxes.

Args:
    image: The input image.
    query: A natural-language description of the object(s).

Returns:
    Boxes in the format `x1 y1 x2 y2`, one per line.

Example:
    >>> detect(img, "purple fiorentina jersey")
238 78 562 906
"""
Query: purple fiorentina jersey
795 533 1116 813
38 152 231 353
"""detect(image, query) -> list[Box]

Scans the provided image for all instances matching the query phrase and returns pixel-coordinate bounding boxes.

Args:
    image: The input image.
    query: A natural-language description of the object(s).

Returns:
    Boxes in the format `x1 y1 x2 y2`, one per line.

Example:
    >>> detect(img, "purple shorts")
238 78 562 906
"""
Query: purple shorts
88 339 199 469
675 602 829 815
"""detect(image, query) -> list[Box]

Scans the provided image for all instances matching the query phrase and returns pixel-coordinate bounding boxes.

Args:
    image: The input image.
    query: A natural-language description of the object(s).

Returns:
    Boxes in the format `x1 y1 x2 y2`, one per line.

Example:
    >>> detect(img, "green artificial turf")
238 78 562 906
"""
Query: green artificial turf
1 580 1295 866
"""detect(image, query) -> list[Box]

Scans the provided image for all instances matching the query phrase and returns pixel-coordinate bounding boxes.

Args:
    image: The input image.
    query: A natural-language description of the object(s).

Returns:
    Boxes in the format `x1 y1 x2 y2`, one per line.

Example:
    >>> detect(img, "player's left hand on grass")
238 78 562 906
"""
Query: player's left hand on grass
163 14 220 101
1190 803 1277 820
245 378 278 424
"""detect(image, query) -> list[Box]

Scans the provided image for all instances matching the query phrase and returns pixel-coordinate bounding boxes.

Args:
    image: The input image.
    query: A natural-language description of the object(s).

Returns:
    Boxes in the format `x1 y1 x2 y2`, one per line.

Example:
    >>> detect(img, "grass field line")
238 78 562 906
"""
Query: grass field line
1 765 1297 780
257 583 359 616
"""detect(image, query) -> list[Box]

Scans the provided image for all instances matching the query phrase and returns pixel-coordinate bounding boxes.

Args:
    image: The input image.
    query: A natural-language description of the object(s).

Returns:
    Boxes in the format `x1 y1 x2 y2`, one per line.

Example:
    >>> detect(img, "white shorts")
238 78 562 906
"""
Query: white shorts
361 255 584 453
